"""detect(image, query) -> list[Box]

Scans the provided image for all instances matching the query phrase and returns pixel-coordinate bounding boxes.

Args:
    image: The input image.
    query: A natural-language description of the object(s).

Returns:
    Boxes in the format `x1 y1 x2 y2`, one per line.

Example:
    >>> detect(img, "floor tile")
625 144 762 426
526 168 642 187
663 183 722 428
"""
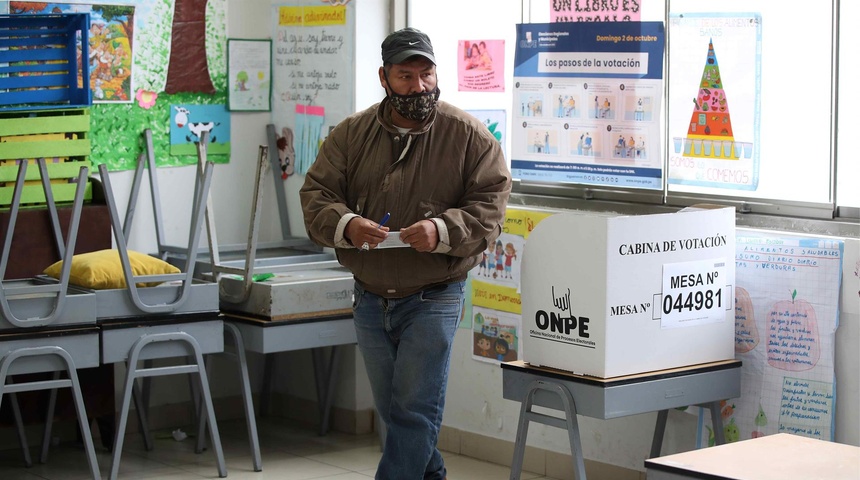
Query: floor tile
0 418 552 480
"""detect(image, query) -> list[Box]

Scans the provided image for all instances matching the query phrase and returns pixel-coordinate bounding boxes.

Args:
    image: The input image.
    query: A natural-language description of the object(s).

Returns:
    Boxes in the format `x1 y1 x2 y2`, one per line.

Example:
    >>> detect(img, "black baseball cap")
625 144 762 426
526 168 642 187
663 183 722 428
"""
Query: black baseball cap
381 27 436 65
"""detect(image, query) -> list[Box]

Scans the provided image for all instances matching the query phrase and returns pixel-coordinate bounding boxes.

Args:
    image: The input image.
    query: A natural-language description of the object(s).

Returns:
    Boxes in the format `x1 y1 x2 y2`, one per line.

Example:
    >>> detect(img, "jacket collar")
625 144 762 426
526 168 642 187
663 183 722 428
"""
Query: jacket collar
376 96 438 135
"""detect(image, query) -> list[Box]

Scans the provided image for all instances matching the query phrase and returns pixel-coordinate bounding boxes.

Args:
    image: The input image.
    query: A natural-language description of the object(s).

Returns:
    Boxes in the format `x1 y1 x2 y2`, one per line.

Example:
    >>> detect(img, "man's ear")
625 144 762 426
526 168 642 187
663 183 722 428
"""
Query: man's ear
378 66 388 91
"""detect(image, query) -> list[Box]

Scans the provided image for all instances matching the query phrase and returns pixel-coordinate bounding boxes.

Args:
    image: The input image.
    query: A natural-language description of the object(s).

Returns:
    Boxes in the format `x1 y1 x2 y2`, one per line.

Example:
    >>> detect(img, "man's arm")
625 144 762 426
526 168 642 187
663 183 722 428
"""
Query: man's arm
430 135 511 257
300 125 390 250
300 130 355 249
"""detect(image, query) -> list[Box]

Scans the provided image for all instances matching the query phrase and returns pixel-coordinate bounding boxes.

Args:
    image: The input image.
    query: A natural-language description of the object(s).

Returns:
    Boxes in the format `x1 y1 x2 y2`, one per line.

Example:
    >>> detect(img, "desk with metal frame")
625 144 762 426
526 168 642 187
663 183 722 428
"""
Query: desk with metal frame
501 359 742 480
207 311 357 472
644 432 860 480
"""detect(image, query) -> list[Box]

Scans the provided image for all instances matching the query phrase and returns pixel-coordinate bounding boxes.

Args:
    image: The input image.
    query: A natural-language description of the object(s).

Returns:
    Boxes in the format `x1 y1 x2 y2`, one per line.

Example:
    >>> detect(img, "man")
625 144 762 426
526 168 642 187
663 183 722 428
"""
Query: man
300 27 511 480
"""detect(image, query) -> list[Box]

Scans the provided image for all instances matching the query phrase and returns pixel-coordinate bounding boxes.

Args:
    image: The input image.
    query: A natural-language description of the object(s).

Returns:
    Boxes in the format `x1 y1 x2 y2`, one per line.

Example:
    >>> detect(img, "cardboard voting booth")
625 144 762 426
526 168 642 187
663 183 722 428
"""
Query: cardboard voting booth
521 207 736 378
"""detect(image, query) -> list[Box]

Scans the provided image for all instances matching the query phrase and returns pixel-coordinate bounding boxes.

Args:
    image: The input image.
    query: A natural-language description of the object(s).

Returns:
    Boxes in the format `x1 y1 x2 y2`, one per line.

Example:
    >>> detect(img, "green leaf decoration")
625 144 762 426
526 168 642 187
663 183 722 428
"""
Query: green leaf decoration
755 403 768 427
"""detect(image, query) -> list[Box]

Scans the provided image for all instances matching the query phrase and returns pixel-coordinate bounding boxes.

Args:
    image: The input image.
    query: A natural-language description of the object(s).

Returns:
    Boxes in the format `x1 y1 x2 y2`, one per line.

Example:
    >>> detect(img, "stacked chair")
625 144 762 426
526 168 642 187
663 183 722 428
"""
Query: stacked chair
88 129 226 480
32 129 226 479
0 160 100 479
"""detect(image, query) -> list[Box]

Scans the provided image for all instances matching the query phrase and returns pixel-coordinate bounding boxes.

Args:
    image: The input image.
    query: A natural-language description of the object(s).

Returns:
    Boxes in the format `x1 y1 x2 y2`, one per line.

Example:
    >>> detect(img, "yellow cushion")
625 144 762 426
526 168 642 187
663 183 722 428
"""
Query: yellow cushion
42 249 180 289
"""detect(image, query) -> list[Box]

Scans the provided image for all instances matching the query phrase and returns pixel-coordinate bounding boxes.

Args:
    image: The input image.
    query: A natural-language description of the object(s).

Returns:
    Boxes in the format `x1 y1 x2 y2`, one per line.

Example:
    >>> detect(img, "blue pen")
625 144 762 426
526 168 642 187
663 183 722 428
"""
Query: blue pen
377 212 391 228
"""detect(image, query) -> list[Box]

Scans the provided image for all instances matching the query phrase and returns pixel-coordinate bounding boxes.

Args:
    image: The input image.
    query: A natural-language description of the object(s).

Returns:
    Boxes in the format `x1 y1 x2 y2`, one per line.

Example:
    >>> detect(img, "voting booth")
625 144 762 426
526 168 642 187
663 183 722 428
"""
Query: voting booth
521 207 736 378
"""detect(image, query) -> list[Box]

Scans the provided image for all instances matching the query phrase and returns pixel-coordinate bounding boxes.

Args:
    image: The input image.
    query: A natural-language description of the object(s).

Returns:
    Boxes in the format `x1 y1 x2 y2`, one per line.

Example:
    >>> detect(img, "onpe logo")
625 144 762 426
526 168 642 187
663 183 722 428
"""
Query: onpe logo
534 286 590 338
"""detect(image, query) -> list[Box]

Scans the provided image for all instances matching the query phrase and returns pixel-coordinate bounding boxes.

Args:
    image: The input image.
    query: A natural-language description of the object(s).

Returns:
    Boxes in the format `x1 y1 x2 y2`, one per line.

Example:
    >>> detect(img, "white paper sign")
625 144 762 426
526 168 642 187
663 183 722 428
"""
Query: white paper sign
661 257 727 328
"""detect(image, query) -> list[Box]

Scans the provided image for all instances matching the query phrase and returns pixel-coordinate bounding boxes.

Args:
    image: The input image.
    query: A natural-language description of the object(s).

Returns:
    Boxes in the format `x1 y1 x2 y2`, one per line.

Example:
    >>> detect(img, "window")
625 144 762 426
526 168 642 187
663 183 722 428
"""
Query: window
404 0 857 223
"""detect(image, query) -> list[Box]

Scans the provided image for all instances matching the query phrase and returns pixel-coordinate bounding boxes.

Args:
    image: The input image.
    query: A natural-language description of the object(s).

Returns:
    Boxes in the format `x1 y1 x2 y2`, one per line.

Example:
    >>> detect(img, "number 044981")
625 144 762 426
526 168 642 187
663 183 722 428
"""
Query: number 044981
662 288 722 315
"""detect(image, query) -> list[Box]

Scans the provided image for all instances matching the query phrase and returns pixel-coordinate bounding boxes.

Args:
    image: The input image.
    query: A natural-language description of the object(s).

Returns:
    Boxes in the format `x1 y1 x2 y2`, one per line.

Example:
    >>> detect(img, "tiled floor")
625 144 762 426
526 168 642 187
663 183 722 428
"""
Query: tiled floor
0 418 553 479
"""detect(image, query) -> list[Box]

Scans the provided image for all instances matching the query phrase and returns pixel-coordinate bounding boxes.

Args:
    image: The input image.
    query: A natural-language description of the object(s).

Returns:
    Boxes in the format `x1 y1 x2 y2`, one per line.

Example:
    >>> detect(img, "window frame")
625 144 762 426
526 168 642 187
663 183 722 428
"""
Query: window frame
399 0 858 236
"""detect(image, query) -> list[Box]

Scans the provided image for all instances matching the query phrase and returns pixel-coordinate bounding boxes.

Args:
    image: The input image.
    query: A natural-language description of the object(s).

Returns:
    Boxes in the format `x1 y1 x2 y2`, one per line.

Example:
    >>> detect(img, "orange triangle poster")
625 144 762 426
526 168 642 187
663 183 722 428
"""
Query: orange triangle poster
685 39 737 159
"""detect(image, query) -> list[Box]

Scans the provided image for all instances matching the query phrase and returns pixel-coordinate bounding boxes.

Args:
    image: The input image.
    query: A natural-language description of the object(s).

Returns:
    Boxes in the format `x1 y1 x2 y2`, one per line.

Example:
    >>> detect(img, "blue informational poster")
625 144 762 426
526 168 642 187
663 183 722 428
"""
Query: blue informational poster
512 22 665 189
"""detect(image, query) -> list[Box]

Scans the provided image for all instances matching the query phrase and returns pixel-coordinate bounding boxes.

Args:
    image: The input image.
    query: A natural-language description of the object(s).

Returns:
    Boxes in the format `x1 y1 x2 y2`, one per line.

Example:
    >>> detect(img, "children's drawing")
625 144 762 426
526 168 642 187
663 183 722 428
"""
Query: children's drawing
471 307 519 364
169 104 230 157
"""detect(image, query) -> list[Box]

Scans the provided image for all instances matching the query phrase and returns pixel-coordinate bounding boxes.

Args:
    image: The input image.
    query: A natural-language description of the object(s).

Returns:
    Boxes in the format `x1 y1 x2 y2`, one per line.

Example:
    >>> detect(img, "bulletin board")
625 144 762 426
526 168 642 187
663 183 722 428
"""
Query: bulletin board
270 1 355 176
4 0 229 171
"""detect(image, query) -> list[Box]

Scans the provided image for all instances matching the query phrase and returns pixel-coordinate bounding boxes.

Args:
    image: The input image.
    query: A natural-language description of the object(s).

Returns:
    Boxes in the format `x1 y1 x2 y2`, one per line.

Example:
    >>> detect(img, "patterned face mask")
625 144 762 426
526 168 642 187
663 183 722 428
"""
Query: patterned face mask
388 87 441 121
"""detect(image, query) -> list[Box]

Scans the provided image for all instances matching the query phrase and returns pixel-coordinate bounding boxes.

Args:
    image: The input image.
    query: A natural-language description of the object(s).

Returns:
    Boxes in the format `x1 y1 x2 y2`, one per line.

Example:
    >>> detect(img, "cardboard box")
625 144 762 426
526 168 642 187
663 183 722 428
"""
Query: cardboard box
521 207 736 378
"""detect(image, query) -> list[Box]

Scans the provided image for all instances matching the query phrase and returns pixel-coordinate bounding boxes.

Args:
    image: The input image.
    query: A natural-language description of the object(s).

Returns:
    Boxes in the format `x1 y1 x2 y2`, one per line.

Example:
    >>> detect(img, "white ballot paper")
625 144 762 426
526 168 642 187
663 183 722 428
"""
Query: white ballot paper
378 231 410 249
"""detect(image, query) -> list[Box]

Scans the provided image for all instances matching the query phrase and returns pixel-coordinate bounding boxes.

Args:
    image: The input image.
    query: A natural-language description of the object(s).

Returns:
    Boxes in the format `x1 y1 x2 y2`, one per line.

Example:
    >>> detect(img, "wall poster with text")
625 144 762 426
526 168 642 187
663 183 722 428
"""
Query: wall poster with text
458 39 505 92
550 0 643 22
698 232 843 446
271 1 355 175
512 22 664 189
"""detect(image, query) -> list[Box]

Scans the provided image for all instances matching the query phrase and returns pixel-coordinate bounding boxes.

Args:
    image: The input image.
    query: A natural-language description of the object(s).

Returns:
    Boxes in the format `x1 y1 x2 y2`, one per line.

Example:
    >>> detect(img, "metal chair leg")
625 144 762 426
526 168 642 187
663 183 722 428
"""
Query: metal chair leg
9 390 32 467
109 332 226 480
0 347 100 480
650 409 669 458
196 323 262 471
40 372 61 464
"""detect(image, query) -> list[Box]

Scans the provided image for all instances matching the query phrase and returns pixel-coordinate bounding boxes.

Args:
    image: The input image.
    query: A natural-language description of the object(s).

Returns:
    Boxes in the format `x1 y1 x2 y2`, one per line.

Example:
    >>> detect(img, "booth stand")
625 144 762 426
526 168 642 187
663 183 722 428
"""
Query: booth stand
502 360 742 480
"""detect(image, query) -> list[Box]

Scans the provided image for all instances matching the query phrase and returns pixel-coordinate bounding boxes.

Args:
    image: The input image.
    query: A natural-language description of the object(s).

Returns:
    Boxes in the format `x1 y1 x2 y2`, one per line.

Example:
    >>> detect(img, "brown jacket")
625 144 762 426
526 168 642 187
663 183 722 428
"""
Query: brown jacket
300 97 511 297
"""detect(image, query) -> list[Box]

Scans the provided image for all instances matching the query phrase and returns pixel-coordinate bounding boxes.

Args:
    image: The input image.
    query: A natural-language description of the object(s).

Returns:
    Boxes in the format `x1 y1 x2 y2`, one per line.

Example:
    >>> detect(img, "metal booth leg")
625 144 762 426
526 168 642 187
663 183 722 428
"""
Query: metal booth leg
650 409 670 458
260 353 274 416
109 332 226 480
509 380 587 480
0 347 101 480
708 401 727 445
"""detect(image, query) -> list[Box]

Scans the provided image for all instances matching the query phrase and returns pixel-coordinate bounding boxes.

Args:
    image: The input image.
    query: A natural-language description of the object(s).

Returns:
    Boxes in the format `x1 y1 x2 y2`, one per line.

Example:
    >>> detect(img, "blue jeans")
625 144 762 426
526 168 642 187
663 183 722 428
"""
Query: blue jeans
353 281 465 480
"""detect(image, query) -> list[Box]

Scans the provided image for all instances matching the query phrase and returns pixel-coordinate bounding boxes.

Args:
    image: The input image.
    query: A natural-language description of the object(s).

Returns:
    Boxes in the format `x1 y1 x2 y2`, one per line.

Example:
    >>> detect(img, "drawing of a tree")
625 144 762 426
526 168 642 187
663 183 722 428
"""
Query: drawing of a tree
164 0 216 94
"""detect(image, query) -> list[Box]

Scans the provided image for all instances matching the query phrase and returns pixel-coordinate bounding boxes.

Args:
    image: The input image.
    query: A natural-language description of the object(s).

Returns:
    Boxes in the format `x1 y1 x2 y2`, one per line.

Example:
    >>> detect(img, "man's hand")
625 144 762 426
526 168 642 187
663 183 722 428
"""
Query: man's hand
401 219 439 253
345 217 389 250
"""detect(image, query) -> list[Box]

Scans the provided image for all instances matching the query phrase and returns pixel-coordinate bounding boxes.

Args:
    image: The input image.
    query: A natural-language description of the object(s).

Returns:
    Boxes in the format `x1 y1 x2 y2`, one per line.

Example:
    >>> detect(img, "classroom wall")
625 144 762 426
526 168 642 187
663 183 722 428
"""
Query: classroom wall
98 0 859 473
106 0 386 416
